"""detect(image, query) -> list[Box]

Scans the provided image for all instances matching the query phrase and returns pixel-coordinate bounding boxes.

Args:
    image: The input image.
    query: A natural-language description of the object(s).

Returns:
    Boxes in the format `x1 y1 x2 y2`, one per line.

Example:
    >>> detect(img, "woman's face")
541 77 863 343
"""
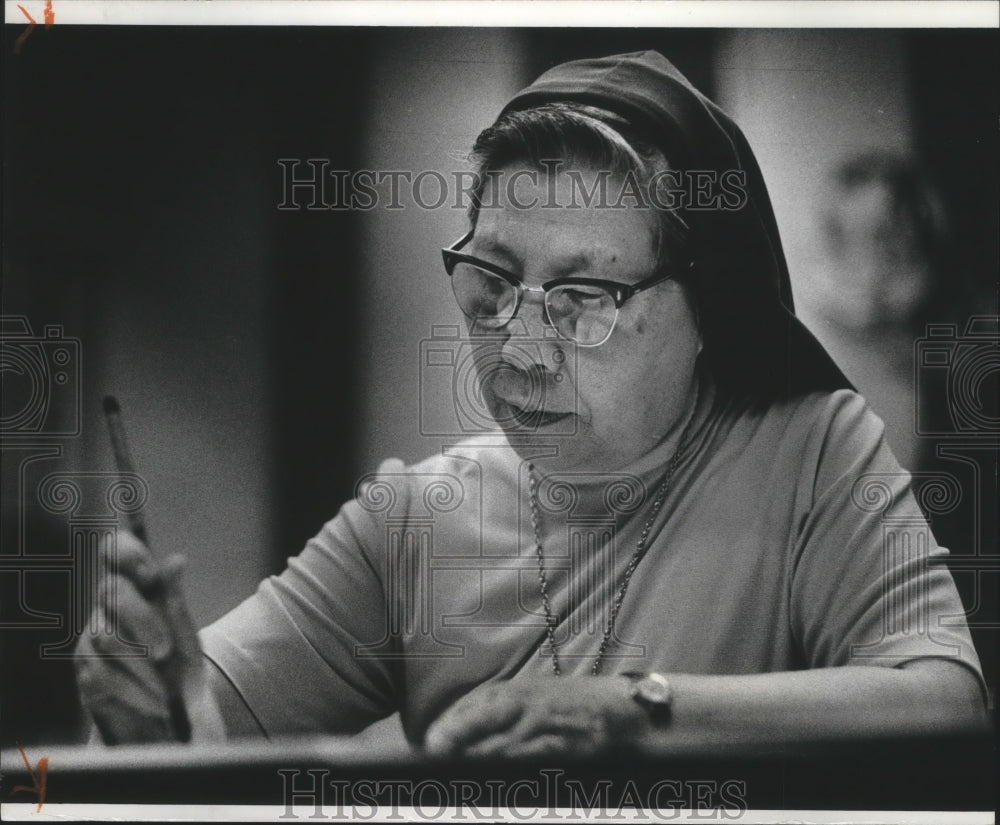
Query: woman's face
466 166 702 473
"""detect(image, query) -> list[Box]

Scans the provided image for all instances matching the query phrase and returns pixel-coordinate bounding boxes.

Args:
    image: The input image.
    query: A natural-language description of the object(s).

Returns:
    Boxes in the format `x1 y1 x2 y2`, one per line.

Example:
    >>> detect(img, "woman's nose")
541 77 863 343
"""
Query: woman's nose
515 291 551 338
499 295 567 373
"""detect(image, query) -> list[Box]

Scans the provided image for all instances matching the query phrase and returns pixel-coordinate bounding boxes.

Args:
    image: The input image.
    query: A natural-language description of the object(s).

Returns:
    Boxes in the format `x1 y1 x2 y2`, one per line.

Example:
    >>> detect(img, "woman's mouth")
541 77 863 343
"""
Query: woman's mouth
497 399 574 430
486 368 574 430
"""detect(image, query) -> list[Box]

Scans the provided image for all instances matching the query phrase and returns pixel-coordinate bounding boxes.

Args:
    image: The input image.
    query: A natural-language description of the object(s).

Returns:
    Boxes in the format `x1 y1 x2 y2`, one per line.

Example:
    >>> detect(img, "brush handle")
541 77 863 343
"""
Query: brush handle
102 395 190 742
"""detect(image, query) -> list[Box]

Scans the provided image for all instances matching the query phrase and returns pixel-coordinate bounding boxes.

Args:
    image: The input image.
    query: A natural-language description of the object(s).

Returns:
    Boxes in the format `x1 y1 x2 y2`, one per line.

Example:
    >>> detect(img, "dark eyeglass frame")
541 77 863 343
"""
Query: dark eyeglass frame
441 230 675 346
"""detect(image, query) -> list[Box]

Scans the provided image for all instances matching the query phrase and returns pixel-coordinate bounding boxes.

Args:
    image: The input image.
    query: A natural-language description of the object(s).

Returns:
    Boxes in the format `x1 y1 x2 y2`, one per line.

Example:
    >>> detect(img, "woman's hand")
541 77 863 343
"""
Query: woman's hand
423 676 647 758
74 530 225 745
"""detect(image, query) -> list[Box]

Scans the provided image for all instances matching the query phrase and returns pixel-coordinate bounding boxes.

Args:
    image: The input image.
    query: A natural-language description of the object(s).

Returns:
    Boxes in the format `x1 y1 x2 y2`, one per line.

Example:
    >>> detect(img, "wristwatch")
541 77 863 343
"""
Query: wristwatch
622 671 672 725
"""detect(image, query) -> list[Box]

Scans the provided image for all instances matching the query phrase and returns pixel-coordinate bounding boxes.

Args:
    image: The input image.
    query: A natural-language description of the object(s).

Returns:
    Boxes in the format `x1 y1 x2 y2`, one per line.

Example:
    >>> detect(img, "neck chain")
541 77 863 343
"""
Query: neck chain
527 384 700 677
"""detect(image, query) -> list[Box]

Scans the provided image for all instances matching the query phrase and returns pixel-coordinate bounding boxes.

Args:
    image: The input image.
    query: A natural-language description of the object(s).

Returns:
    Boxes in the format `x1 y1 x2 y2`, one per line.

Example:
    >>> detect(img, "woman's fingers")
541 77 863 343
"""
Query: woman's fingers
75 532 215 744
154 553 228 742
424 683 524 755
107 529 164 593
425 677 638 758
96 572 174 661
467 731 568 760
75 607 172 744
447 706 593 758
159 555 201 671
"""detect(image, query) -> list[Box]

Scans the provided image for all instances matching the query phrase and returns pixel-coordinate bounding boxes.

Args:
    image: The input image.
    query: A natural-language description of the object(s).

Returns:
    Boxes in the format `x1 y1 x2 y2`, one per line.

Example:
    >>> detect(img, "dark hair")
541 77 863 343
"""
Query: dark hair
467 103 690 275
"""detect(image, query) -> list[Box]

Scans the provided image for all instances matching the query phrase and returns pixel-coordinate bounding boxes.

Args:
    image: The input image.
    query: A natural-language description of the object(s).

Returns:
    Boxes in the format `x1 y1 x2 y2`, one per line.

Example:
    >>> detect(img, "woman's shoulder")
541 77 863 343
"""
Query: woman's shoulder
724 387 885 444
783 388 889 457
705 387 897 489
758 388 901 494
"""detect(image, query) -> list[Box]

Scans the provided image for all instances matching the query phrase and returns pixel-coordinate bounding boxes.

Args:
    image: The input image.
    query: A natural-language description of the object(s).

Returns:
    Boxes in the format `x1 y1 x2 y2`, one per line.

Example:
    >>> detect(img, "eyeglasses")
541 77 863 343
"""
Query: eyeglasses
441 231 674 347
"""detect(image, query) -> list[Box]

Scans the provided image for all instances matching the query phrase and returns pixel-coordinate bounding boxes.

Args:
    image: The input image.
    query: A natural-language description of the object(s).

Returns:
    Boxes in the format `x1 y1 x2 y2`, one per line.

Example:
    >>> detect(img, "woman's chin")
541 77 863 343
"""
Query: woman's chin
506 440 613 476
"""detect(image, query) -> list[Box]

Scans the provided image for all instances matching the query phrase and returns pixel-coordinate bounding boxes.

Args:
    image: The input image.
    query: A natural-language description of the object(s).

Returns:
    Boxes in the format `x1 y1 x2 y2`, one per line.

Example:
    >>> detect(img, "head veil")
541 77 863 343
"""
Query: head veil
499 50 853 400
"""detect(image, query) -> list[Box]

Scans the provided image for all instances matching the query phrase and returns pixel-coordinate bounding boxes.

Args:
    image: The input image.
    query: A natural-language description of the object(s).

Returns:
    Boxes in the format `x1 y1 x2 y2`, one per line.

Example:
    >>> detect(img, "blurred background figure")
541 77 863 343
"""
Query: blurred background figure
794 152 946 472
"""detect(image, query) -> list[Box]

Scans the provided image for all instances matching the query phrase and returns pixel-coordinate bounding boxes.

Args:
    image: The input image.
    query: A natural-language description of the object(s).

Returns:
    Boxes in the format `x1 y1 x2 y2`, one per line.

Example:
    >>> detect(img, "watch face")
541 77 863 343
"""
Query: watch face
636 675 671 705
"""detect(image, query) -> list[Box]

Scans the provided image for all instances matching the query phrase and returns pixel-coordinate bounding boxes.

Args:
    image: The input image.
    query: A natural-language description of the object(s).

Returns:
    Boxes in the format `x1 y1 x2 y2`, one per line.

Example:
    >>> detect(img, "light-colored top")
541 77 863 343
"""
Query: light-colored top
200 387 984 743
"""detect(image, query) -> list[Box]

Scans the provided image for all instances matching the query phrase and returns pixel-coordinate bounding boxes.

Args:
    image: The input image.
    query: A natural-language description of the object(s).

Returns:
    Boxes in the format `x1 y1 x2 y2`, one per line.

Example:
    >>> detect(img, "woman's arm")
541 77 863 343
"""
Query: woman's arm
204 657 265 738
423 660 988 758
643 659 987 750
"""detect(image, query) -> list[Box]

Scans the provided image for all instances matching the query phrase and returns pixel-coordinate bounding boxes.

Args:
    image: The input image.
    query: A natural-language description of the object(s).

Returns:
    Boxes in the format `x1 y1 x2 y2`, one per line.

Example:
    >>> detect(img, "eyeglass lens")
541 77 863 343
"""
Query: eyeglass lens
450 262 618 345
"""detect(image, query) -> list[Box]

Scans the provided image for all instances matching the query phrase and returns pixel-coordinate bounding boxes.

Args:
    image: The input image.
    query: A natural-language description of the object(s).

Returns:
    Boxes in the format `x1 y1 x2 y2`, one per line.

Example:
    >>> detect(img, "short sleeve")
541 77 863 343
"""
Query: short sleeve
199 460 407 736
789 392 986 697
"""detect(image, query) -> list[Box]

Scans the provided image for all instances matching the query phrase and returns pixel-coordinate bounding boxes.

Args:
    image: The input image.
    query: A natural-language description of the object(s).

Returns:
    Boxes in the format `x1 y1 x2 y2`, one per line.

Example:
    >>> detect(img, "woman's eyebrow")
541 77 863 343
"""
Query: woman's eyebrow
468 237 519 269
547 251 594 278
471 238 595 278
